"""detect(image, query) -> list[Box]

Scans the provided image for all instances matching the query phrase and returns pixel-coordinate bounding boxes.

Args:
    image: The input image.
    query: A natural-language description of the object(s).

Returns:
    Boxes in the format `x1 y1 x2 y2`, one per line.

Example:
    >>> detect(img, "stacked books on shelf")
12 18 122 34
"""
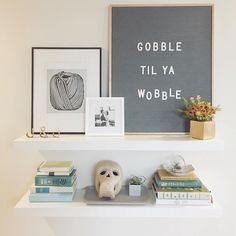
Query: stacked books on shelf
29 161 77 202
152 169 212 206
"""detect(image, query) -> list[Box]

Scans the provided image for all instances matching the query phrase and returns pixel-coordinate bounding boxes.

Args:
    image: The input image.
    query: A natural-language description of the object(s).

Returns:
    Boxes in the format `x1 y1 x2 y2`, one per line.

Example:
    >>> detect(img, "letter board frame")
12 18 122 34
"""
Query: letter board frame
109 5 213 134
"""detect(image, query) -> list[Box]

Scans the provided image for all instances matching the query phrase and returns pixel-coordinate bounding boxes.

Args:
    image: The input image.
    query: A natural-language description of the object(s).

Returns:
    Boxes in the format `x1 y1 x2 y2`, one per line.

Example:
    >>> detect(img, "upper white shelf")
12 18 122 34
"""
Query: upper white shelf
15 189 222 218
14 135 224 151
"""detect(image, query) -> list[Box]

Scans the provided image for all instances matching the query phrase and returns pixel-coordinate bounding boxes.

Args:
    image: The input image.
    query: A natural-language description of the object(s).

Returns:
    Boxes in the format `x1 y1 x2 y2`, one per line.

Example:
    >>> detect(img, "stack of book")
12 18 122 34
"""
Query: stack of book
152 169 212 206
29 161 77 202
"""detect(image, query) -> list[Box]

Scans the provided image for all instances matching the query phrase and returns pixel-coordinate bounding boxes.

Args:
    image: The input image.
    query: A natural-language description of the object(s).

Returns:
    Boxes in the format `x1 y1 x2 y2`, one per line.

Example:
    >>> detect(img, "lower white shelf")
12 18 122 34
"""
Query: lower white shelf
15 189 222 218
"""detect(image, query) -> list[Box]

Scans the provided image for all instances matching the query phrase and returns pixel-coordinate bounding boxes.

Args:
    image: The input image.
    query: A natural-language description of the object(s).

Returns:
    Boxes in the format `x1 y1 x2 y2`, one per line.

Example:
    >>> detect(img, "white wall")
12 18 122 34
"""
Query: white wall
0 0 236 235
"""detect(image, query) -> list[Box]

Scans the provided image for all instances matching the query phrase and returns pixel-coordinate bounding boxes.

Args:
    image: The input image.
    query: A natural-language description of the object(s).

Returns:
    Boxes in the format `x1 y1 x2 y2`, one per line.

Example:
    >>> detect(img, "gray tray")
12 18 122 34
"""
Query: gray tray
84 186 155 205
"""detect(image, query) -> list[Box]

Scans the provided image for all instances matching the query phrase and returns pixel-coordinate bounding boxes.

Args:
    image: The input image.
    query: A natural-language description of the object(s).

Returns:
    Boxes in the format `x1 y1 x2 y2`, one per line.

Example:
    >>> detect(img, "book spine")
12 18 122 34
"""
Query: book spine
152 183 211 200
34 186 74 193
156 191 211 200
36 171 71 176
29 192 75 202
35 174 76 186
156 199 212 206
32 181 77 193
154 176 202 188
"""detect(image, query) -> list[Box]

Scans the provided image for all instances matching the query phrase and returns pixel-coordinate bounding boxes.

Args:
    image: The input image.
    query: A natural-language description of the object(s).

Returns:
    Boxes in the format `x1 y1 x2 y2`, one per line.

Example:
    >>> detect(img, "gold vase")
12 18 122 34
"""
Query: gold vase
190 120 215 140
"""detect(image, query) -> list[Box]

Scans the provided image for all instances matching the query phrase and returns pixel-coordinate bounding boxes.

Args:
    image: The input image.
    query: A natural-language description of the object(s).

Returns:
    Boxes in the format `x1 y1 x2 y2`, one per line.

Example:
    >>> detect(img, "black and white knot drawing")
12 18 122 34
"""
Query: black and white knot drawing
50 71 84 111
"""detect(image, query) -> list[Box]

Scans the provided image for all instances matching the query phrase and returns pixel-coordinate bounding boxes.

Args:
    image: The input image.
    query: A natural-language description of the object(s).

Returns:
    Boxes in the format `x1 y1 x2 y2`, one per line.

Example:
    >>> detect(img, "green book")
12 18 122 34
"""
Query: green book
35 169 77 186
154 173 202 188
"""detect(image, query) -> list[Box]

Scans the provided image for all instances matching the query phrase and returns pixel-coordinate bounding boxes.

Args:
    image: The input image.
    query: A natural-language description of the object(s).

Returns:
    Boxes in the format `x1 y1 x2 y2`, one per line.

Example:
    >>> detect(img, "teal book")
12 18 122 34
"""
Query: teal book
31 179 77 193
35 169 76 186
154 173 202 188
29 191 76 202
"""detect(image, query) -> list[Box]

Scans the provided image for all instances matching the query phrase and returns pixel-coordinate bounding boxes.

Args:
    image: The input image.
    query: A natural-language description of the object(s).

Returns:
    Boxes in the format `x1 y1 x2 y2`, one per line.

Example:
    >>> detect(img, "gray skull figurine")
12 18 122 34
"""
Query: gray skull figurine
95 160 123 199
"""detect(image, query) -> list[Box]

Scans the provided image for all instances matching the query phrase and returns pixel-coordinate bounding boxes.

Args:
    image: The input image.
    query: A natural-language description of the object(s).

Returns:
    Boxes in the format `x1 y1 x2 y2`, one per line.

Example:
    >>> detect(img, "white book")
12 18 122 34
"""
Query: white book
156 198 212 206
36 168 73 176
38 161 73 172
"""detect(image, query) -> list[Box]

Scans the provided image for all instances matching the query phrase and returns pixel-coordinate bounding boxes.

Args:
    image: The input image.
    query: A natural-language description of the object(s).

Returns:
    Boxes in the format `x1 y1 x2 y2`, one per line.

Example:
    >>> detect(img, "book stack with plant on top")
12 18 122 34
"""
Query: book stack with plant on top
29 161 77 202
152 169 212 206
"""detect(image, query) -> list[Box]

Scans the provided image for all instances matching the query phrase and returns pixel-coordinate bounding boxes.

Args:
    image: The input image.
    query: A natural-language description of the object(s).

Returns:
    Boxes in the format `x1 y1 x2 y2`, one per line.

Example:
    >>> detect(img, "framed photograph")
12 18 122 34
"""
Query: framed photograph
32 47 101 134
85 97 124 136
109 5 213 134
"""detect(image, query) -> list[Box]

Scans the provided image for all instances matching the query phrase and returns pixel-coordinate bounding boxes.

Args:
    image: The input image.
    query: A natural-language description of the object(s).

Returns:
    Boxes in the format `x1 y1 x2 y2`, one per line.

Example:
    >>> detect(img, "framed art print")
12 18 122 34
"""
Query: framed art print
32 47 101 134
109 5 213 134
85 97 124 136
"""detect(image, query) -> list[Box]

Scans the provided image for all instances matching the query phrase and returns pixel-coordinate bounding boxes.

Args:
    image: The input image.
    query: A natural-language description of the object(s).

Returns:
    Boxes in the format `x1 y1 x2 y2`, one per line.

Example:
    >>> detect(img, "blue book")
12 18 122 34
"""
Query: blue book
29 191 76 202
31 179 77 193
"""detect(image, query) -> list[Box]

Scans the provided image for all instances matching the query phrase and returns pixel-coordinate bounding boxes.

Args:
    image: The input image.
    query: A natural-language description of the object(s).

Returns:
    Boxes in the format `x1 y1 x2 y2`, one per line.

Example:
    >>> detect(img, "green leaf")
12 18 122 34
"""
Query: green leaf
182 97 189 107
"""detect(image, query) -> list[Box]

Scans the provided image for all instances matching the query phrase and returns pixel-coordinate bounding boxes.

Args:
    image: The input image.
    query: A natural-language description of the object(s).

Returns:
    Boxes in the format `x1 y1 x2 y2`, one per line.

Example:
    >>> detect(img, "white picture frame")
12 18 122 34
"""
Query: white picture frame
85 97 124 136
32 47 101 134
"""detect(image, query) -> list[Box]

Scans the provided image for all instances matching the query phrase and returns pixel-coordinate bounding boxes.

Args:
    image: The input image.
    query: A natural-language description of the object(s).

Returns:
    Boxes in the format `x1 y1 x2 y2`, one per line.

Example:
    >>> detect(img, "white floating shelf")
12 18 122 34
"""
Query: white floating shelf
14 135 224 151
15 189 222 218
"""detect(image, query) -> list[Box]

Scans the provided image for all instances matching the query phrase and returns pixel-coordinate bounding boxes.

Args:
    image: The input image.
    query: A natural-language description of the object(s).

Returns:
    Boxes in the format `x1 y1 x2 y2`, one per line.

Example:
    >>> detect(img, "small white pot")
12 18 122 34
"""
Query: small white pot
129 184 141 196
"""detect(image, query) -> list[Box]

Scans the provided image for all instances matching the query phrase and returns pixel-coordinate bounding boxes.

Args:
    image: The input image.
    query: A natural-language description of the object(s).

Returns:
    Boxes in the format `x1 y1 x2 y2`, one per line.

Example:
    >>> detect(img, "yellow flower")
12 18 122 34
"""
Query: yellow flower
195 111 202 116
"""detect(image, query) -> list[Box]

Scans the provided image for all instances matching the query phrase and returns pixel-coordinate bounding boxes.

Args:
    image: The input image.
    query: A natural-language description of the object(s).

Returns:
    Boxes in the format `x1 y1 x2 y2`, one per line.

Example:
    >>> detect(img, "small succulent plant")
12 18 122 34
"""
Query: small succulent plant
129 175 146 185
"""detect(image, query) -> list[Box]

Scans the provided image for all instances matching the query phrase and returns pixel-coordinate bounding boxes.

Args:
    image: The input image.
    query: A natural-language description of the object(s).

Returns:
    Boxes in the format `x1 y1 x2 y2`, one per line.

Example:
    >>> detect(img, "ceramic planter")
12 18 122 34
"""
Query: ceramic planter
129 184 141 196
190 120 215 140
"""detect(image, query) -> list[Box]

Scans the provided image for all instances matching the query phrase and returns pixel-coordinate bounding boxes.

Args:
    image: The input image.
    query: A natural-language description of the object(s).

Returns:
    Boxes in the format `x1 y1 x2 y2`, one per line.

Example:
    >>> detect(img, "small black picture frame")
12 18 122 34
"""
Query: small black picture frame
32 47 102 134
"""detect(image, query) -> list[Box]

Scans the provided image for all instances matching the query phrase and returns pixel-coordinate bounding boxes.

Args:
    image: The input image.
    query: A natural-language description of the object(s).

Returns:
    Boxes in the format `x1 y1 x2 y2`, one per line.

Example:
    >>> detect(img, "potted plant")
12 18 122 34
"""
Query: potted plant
178 95 221 140
128 175 146 197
